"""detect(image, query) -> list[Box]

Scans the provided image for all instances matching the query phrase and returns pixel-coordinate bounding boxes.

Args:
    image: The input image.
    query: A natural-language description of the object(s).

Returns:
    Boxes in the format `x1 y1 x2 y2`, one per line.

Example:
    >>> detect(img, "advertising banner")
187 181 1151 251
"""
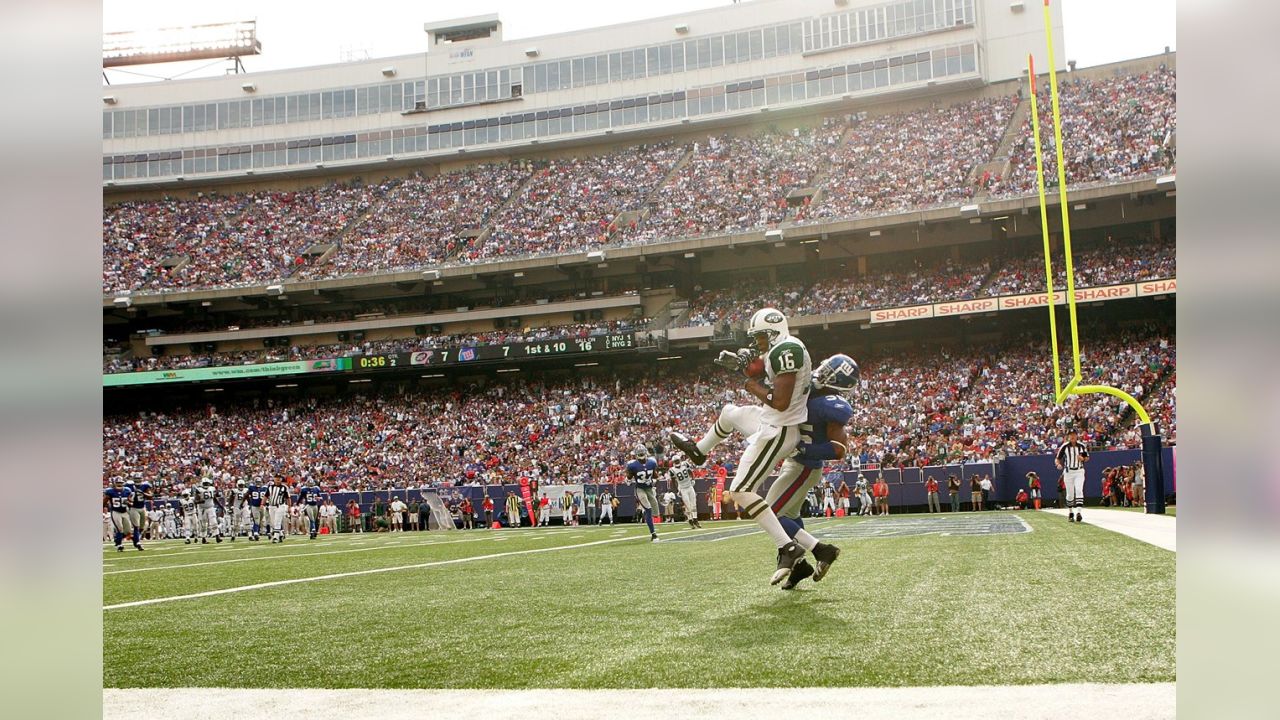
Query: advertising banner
1136 277 1177 297
104 357 349 387
869 303 933 324
933 297 998 317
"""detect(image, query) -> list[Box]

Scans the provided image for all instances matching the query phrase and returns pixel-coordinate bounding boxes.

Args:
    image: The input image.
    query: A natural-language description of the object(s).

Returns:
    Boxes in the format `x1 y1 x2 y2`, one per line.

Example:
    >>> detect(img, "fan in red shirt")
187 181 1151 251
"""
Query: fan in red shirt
459 496 474 530
924 475 941 513
481 495 495 527
872 477 891 516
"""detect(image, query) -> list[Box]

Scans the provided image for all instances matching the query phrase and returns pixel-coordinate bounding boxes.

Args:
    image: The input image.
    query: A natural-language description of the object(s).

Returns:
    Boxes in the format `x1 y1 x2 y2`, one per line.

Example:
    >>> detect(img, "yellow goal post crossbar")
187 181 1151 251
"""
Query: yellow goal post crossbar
1031 0 1151 426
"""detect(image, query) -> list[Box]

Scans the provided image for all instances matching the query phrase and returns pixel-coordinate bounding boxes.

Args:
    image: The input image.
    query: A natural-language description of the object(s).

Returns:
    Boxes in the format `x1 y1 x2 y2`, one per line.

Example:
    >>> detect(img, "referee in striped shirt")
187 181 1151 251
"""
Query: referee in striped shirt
266 475 292 543
1055 430 1090 523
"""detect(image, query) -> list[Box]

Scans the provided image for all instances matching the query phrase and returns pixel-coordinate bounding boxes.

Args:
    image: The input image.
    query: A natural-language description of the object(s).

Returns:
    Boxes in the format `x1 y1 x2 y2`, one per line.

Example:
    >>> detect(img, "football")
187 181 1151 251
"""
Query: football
745 356 766 379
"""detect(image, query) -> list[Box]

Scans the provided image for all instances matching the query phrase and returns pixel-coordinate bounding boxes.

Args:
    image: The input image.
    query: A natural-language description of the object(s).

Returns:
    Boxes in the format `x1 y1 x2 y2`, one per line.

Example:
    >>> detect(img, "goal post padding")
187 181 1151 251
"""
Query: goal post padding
420 491 458 531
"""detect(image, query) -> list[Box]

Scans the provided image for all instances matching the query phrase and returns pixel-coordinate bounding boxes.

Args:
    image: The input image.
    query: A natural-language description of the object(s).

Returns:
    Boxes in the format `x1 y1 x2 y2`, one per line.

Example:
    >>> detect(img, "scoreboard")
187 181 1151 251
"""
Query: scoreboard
352 333 636 371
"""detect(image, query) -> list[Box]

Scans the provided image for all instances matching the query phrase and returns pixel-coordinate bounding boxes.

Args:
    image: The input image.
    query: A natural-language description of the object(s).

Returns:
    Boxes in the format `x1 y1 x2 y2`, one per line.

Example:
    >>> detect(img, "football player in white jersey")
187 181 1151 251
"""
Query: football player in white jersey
228 479 250 541
179 488 198 544
670 307 831 585
669 459 702 529
196 477 223 543
160 501 177 540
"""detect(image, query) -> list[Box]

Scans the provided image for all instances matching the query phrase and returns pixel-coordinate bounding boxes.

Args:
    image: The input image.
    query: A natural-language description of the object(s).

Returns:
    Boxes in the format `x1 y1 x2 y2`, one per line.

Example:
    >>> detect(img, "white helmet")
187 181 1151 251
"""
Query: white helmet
746 308 789 348
236 479 246 489
201 478 213 488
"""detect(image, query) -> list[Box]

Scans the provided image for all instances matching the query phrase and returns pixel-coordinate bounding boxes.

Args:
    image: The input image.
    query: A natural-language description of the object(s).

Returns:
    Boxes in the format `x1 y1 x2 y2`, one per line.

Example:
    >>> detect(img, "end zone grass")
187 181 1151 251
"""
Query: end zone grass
104 513 1173 689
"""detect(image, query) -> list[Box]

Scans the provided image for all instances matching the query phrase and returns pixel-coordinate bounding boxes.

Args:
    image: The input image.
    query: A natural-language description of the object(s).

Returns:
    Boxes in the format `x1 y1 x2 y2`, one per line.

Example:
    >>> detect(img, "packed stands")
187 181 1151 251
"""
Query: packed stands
102 69 1175 294
471 143 685 262
620 120 846 244
677 237 1172 328
797 96 1015 221
103 327 1175 489
982 237 1175 296
300 163 533 278
993 66 1176 198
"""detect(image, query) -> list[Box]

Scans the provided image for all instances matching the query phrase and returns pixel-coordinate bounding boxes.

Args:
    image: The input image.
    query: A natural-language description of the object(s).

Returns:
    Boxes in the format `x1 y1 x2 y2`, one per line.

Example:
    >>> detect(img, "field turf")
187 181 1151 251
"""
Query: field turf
103 512 1174 689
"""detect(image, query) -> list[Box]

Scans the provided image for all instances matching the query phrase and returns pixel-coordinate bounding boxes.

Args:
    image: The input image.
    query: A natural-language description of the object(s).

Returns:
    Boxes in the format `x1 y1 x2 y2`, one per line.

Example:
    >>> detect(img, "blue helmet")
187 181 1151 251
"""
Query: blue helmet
812 354 860 396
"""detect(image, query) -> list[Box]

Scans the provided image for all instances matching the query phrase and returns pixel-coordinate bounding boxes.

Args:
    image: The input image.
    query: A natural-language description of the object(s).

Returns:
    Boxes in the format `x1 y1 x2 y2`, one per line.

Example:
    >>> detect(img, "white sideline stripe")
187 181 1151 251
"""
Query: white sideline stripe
1043 508 1176 551
104 529 694 610
103 536 493 575
102 535 445 565
102 683 1175 720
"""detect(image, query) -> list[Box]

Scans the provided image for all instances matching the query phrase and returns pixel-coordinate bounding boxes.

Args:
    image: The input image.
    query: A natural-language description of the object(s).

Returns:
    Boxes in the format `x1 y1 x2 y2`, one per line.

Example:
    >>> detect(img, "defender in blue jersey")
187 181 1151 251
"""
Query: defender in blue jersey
298 479 323 539
625 445 660 542
763 354 859 589
103 478 141 551
124 477 151 549
245 478 266 541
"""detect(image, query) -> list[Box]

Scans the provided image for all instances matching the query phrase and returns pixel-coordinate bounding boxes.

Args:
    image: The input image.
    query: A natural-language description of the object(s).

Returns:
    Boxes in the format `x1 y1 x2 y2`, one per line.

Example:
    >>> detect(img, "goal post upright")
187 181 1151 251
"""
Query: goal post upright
1033 1 1167 512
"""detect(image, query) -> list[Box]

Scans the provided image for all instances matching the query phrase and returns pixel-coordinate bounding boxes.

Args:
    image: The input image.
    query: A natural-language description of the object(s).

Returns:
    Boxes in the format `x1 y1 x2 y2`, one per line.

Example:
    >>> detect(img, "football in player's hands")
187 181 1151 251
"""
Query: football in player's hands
744 356 766 379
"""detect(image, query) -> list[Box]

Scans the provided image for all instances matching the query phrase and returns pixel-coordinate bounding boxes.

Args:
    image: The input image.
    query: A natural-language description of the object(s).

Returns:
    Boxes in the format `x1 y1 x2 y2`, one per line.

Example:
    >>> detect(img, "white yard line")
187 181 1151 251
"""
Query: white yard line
103 684 1175 720
1043 508 1176 551
103 536 494 575
104 529 694 611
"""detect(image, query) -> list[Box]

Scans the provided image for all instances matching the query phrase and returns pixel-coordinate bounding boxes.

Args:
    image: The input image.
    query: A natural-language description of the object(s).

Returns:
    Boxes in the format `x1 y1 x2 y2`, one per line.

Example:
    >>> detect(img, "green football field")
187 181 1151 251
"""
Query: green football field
103 512 1174 689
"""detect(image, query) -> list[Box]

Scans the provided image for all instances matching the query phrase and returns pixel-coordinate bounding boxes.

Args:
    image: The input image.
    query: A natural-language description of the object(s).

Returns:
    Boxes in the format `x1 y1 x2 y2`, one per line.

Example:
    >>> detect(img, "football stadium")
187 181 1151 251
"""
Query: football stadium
101 1 1176 717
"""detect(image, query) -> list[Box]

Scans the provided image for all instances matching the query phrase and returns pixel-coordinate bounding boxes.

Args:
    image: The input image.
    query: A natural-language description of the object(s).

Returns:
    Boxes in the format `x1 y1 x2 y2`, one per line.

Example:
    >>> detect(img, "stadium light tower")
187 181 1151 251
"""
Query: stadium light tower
102 20 262 76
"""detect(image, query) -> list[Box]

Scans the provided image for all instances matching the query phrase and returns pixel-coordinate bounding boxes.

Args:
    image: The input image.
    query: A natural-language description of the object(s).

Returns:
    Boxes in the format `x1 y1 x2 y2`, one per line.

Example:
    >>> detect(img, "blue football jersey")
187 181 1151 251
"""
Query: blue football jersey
246 485 265 507
128 481 151 508
299 486 321 505
626 458 658 487
104 486 132 513
796 393 854 470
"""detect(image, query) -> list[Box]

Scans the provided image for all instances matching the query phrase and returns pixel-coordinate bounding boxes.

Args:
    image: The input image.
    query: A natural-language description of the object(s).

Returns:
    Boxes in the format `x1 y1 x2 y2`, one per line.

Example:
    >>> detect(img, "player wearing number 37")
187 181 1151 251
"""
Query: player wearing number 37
670 308 847 588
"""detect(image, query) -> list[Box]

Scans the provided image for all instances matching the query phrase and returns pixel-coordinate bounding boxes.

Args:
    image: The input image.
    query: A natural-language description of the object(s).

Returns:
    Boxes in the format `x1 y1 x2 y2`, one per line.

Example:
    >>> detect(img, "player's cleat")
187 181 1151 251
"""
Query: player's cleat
229 536 235 542
782 559 815 590
116 545 124 552
1075 512 1084 523
201 538 208 544
650 533 659 542
184 538 191 545
668 431 707 466
810 542 841 582
1068 513 1075 522
770 542 806 585
133 542 144 551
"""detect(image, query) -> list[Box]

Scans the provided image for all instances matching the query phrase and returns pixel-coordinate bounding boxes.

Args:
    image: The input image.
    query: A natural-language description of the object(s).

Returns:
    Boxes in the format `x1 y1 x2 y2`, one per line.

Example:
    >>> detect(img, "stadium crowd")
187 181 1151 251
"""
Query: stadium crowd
300 163 533 278
678 238 1173 327
473 143 685 262
846 327 1176 468
102 69 1174 295
797 96 1015 221
983 238 1176 296
993 66 1176 198
106 232 1174 373
103 368 746 495
619 120 846 244
104 182 386 294
103 326 1175 493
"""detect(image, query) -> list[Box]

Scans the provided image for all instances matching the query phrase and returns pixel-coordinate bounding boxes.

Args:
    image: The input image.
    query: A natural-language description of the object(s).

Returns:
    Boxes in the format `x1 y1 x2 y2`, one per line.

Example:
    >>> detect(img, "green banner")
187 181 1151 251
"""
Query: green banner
104 357 351 387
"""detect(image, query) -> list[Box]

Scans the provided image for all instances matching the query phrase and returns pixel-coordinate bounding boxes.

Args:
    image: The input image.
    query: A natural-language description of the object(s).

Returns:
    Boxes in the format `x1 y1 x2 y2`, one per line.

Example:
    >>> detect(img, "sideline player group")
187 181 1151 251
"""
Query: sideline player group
104 474 331 550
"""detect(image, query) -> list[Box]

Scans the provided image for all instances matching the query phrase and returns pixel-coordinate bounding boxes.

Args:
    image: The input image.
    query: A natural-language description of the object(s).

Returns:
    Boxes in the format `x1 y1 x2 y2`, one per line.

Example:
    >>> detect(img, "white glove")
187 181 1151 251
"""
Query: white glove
713 349 746 372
